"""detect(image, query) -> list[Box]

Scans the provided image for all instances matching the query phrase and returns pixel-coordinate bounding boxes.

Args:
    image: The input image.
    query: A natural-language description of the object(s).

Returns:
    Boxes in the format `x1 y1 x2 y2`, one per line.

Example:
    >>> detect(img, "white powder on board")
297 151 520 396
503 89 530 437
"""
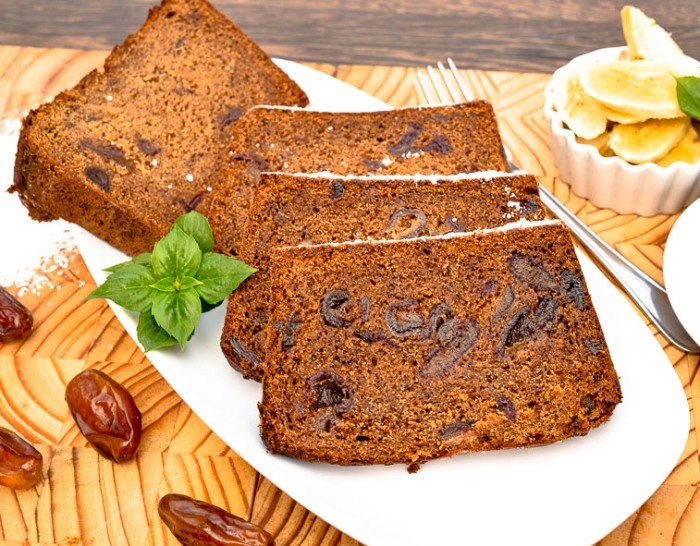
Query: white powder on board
0 117 78 294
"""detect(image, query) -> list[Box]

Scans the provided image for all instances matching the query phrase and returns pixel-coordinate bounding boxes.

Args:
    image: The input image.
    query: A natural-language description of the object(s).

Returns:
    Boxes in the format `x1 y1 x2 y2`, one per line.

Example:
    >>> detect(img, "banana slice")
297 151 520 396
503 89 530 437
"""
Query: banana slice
577 131 615 157
621 5 684 61
580 60 683 119
600 104 649 124
656 125 700 166
553 71 608 139
608 117 689 163
621 5 700 76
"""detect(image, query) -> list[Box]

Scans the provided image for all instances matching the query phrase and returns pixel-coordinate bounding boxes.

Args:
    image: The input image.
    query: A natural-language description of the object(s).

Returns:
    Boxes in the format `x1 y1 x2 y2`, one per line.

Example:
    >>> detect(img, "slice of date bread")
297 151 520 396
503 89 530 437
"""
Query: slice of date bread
223 171 545 380
208 101 510 256
10 0 308 256
259 220 622 466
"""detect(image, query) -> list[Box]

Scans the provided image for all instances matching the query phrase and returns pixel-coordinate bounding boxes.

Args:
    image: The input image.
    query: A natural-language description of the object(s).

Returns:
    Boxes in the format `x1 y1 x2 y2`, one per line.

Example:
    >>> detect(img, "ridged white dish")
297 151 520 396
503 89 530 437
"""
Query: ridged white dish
544 47 700 216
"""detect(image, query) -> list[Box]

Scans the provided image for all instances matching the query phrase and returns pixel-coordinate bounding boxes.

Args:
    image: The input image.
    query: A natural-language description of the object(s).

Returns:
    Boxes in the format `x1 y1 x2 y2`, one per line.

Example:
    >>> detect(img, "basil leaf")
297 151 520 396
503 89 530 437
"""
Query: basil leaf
151 277 177 292
103 260 134 273
150 288 201 348
86 263 156 313
195 253 257 304
104 252 153 273
151 227 202 279
174 211 214 253
137 309 179 351
201 299 224 313
676 76 700 121
88 211 255 352
133 252 153 268
150 275 203 292
176 276 203 291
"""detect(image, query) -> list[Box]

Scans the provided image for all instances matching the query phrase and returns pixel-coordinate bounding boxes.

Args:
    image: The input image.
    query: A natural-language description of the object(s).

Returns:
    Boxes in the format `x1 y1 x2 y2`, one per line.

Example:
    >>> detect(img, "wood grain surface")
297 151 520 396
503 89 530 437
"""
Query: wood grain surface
1 0 700 72
0 44 699 545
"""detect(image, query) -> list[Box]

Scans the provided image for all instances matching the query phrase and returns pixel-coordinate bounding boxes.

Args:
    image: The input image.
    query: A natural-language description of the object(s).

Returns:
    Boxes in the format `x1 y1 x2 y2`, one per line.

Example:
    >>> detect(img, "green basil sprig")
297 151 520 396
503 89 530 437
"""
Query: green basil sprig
87 211 256 351
676 75 700 121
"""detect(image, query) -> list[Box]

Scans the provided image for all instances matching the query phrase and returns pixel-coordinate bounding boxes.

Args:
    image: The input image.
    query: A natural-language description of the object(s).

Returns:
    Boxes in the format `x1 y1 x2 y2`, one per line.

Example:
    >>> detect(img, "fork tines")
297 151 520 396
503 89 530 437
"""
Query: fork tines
418 58 475 105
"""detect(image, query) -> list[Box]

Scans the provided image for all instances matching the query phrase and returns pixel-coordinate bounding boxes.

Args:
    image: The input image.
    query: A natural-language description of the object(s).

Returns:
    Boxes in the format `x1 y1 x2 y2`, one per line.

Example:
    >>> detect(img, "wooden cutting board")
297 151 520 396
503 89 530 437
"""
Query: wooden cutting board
0 45 698 545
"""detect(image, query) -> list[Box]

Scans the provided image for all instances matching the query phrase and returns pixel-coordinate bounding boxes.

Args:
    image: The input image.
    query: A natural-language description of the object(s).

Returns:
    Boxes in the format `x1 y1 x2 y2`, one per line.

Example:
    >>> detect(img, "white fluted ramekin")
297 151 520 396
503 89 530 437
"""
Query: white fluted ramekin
544 47 700 216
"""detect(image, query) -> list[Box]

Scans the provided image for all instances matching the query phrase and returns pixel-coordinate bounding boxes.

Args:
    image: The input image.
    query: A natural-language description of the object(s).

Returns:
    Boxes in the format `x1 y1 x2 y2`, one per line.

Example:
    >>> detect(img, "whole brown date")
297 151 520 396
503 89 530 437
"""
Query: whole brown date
65 369 142 463
0 426 43 489
0 286 33 341
158 493 274 546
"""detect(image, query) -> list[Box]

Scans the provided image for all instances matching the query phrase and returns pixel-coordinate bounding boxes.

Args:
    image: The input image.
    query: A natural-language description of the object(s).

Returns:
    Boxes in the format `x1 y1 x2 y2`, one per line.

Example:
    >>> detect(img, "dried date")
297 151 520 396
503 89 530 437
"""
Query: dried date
499 305 532 349
438 419 477 445
218 105 243 126
561 269 586 310
425 302 457 342
332 180 345 199
65 369 142 463
492 285 515 321
387 121 423 156
0 426 42 489
80 139 135 172
308 370 354 413
137 137 161 156
176 192 207 213
583 337 603 355
508 253 558 292
84 166 111 191
532 294 559 329
321 289 353 327
280 312 299 352
420 318 480 379
385 298 425 336
385 208 427 239
0 286 33 341
227 337 263 372
158 493 274 546
421 134 452 154
494 395 517 421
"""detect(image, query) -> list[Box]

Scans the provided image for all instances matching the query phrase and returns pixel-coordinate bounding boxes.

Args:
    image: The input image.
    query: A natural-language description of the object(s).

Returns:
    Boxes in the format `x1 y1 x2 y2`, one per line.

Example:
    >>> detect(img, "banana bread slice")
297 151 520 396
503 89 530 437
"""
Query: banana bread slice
10 0 308 256
208 101 510 256
259 220 622 466
223 171 545 380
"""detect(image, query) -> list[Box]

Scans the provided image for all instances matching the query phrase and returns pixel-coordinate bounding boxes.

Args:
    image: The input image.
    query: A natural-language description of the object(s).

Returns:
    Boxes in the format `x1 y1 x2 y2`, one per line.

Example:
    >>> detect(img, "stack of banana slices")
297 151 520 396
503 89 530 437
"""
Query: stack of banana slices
553 5 700 166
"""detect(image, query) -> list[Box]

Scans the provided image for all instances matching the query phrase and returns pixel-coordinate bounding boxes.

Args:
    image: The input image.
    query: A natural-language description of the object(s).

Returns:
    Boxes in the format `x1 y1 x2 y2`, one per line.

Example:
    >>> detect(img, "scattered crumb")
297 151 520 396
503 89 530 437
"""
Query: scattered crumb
11 242 85 298
406 462 422 474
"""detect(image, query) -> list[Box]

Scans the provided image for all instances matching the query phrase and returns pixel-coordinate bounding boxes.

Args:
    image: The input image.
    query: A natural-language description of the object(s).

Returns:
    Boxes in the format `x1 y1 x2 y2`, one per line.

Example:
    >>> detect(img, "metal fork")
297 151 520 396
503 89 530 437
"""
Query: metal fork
418 59 700 354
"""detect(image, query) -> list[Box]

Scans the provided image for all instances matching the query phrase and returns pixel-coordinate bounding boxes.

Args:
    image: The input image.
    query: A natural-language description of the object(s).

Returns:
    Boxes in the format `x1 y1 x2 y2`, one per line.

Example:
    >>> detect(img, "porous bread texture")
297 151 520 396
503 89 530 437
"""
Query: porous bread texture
259 220 622 466
208 101 510 256
241 171 544 262
222 171 546 380
10 0 309 256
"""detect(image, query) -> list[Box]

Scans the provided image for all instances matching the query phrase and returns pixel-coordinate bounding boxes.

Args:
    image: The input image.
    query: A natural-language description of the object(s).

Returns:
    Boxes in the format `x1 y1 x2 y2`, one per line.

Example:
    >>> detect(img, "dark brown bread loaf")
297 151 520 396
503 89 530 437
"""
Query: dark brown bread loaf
10 0 309 256
259 220 622 466
208 102 510 256
223 171 545 380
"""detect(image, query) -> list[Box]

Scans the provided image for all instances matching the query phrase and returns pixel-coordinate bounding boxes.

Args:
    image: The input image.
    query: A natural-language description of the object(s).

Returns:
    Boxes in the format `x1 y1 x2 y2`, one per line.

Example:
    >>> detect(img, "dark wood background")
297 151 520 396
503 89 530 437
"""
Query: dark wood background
2 0 700 73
